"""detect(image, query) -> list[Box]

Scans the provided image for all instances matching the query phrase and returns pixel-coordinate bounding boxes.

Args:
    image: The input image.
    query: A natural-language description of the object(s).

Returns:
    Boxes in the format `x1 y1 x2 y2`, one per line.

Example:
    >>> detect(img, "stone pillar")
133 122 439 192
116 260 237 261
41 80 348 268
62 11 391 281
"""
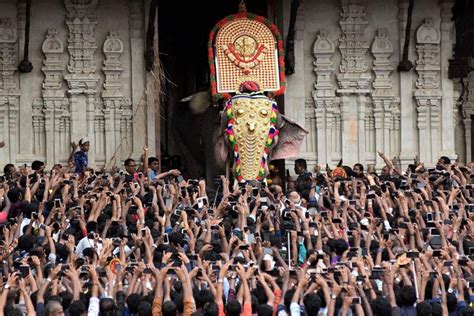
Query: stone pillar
370 28 397 168
439 0 456 159
41 29 65 164
463 65 474 162
128 0 146 159
102 31 132 167
64 0 100 167
398 0 417 168
414 18 442 165
0 18 20 164
312 29 336 167
336 0 371 166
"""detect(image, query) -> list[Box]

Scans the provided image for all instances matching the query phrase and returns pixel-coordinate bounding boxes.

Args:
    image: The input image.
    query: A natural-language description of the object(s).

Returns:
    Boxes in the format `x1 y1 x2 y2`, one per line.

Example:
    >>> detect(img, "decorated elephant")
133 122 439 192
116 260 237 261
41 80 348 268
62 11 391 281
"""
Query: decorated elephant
172 3 308 186
178 90 308 186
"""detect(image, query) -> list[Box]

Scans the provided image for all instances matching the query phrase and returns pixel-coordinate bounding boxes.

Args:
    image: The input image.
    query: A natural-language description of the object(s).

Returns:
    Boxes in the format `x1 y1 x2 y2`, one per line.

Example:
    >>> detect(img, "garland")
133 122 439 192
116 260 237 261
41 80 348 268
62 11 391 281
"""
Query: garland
224 96 279 182
208 12 286 102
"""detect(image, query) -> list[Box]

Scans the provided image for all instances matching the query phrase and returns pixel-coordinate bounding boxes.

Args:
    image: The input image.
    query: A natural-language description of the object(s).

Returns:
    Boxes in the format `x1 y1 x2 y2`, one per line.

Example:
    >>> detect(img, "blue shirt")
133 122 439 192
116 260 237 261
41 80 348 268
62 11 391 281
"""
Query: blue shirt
74 150 88 174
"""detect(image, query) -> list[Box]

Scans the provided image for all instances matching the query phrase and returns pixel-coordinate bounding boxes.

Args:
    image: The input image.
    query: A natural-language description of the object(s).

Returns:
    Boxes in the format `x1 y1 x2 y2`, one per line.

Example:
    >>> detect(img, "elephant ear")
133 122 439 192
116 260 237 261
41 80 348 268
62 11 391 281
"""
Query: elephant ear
180 90 211 115
271 115 309 160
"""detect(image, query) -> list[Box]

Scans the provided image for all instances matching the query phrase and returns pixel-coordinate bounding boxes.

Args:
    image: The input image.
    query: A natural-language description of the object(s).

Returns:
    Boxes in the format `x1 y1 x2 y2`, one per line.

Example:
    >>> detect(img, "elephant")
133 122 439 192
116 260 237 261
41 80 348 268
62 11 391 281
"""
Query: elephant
172 90 308 188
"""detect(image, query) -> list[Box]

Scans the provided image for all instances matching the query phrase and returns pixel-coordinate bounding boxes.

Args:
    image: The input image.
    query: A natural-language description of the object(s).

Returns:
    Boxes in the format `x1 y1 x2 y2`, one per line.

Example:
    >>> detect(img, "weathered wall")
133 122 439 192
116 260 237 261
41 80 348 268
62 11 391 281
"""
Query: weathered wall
0 0 155 169
282 0 459 174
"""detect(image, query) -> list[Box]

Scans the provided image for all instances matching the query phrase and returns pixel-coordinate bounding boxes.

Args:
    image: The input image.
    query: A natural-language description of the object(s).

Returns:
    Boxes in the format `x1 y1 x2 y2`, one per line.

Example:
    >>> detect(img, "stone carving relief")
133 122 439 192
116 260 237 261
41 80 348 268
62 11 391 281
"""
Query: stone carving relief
42 29 64 95
337 1 371 90
102 31 132 164
0 17 19 163
414 18 442 163
0 18 18 94
312 29 340 164
370 28 400 162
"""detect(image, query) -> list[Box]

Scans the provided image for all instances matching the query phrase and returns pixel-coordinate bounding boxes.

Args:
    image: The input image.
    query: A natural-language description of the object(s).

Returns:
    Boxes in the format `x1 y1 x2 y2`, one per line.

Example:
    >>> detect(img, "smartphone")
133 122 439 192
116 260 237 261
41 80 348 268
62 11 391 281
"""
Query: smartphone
177 175 184 183
54 198 61 208
332 218 342 224
444 261 453 267
352 297 361 305
430 228 440 236
39 224 47 230
406 251 419 258
430 271 438 279
399 222 408 229
424 200 434 207
426 213 434 222
19 265 30 278
252 187 259 197
141 228 147 236
163 233 169 244
32 212 38 220
458 257 469 266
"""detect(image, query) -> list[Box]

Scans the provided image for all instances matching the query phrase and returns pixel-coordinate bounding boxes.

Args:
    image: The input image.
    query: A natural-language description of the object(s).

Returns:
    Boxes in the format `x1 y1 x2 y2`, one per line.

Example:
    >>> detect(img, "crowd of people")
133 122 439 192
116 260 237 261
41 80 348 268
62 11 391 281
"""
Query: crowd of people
0 138 473 316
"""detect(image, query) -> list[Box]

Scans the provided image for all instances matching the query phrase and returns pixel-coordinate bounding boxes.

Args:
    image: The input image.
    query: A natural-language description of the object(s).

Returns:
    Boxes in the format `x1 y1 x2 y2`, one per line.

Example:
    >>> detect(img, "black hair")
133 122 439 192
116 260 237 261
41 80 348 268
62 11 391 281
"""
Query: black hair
68 300 87 316
257 304 273 316
371 297 391 316
439 156 451 165
416 301 433 316
226 299 242 316
148 157 159 164
99 298 116 316
31 160 45 171
124 158 136 167
126 293 144 314
303 293 321 316
327 238 349 256
295 158 307 169
398 285 417 307
163 301 177 316
137 300 152 316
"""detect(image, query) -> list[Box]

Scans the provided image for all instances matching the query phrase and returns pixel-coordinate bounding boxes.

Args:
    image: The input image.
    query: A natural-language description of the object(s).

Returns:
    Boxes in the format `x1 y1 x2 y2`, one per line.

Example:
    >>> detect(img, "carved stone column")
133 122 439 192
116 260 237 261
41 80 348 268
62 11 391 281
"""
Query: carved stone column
463 65 474 162
438 0 456 159
102 32 132 166
64 0 100 167
41 29 65 164
336 0 371 166
370 28 397 167
0 18 19 164
128 0 146 159
414 19 442 165
312 29 337 166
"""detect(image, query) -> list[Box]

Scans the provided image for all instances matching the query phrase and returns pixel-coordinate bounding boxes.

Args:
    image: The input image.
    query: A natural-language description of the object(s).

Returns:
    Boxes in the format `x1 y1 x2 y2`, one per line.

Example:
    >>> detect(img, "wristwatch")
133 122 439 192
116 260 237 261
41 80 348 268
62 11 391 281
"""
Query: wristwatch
217 278 224 284
448 288 454 294
3 284 9 289
331 294 337 300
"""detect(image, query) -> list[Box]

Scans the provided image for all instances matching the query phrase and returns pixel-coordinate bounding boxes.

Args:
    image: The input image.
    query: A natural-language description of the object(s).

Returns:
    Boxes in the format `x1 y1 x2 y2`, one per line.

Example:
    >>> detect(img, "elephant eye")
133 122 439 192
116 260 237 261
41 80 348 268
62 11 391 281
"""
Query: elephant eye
236 108 245 116
259 109 269 117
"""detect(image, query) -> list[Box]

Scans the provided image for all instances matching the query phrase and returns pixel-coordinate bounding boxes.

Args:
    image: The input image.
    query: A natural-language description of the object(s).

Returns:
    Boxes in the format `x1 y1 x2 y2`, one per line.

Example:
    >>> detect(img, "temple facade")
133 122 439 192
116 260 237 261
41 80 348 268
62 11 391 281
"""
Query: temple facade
282 0 469 173
0 0 157 169
0 0 471 173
